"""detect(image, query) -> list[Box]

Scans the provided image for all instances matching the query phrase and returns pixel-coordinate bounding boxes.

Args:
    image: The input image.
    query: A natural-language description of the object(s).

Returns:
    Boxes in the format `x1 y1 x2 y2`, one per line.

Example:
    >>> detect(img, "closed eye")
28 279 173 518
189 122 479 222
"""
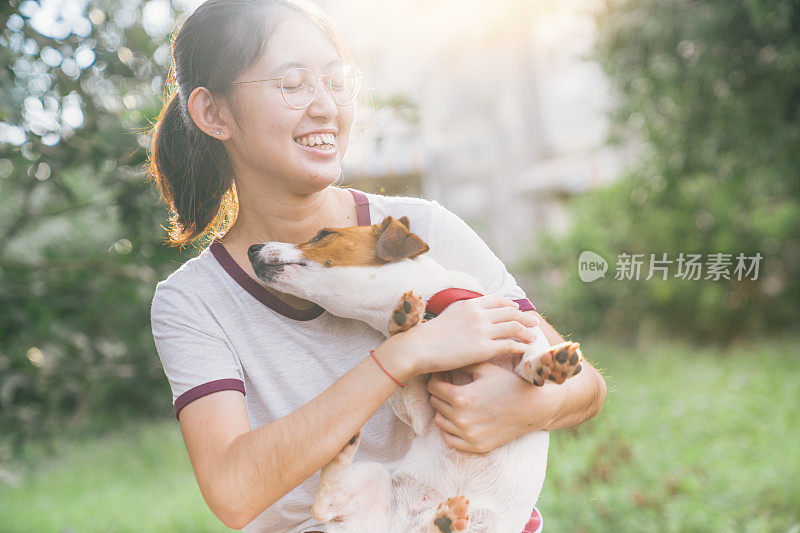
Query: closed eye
308 229 337 243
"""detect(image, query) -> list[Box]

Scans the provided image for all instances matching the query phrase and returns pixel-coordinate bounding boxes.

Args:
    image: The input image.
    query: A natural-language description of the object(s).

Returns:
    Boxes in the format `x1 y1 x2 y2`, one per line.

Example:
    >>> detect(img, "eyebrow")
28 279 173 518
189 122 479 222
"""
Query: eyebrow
270 59 342 77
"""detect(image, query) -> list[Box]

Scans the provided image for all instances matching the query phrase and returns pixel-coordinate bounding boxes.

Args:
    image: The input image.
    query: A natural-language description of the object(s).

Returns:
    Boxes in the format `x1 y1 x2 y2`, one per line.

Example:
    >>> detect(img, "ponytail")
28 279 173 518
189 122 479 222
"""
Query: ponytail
148 87 234 247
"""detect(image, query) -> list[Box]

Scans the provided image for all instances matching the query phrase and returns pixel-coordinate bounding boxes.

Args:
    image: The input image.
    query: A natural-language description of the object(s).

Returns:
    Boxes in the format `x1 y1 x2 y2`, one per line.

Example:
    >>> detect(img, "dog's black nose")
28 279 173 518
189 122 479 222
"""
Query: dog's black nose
248 244 265 264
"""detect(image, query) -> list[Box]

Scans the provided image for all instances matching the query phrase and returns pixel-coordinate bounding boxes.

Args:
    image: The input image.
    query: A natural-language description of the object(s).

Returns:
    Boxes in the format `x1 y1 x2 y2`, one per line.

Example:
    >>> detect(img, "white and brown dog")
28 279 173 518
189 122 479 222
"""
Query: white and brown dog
248 216 583 533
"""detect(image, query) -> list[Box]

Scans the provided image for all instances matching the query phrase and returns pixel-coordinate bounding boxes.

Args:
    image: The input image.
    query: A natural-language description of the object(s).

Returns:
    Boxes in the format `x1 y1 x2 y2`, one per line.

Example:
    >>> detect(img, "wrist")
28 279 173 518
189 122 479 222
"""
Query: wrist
372 334 420 384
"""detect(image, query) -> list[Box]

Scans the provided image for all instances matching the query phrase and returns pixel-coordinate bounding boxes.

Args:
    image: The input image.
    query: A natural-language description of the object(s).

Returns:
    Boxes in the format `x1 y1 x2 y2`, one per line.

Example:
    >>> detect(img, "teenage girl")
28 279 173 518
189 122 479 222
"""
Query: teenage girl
148 1 606 531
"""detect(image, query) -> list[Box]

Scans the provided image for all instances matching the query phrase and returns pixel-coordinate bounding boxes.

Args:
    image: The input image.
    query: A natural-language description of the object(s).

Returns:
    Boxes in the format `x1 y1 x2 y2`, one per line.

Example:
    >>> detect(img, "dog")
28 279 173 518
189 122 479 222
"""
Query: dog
248 215 583 532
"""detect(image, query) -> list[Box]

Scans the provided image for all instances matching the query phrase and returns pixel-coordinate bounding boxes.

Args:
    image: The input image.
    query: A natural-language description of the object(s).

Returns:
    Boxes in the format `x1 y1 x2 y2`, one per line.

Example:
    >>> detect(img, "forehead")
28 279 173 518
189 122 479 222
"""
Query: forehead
299 225 384 267
257 14 341 75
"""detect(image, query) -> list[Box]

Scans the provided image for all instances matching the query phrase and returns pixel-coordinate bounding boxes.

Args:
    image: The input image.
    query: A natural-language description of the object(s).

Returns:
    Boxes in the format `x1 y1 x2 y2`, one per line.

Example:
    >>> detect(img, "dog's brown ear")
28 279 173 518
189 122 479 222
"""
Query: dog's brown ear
378 215 411 231
376 217 429 262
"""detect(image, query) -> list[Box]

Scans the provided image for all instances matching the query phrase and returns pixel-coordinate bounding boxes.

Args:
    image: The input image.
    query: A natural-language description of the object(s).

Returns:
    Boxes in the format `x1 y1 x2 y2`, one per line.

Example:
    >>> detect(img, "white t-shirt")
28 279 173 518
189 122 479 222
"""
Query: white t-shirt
150 189 534 532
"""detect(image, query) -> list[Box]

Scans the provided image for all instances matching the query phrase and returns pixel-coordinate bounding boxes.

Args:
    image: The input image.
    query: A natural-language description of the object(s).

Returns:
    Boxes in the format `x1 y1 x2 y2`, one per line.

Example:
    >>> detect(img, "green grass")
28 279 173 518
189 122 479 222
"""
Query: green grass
538 335 800 532
1 336 799 532
0 417 230 532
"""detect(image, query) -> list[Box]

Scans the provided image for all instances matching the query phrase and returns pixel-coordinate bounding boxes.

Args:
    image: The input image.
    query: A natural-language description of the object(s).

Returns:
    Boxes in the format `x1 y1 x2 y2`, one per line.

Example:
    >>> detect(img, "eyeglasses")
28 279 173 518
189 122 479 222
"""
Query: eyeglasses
232 65 362 109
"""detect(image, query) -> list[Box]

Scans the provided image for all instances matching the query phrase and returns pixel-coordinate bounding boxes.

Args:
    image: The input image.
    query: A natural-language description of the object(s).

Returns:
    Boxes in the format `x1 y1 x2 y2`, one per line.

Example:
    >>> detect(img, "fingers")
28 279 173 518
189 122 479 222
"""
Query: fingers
434 414 482 453
427 372 459 402
484 306 539 327
490 320 538 343
491 338 532 356
472 294 520 310
429 394 459 425
433 411 462 436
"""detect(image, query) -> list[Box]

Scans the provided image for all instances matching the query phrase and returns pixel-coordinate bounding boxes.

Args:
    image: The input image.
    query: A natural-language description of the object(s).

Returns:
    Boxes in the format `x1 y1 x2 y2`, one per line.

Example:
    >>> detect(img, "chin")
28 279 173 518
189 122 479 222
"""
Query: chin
306 163 343 185
293 169 342 194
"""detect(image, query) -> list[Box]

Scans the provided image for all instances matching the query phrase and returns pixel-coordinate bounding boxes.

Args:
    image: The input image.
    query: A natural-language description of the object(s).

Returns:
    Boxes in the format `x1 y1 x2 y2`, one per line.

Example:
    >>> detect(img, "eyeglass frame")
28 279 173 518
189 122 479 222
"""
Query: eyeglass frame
231 65 363 109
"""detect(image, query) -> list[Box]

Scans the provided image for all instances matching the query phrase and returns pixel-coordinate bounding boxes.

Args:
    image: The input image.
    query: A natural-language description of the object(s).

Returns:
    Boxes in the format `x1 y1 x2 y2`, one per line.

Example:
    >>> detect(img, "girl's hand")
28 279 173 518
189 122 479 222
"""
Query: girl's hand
427 361 555 453
383 294 539 378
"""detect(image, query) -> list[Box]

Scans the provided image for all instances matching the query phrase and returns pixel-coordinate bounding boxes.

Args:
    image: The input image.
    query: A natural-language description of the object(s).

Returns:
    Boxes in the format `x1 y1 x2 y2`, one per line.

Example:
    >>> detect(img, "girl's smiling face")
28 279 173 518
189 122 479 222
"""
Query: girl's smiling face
227 14 355 194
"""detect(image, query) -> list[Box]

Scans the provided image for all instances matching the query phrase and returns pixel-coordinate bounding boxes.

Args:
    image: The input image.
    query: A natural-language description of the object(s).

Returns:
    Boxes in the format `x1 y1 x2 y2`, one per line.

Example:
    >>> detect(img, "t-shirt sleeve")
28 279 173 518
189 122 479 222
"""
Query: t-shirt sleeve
151 282 245 420
425 200 535 311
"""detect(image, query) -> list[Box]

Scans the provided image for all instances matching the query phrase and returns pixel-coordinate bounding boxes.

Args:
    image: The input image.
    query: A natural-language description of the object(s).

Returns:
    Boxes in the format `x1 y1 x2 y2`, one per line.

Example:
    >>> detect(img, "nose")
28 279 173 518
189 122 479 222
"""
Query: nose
306 80 339 118
248 244 265 264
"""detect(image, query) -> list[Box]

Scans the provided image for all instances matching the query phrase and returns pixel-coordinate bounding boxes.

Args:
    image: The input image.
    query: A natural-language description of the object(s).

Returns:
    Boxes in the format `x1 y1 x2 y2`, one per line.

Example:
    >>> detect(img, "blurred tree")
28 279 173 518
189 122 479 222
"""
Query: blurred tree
525 0 800 343
0 0 196 463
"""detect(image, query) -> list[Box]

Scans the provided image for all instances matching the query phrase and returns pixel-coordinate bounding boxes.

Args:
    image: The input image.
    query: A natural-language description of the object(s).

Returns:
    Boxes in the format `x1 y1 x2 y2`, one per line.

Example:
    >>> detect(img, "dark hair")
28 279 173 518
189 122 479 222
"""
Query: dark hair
147 0 353 247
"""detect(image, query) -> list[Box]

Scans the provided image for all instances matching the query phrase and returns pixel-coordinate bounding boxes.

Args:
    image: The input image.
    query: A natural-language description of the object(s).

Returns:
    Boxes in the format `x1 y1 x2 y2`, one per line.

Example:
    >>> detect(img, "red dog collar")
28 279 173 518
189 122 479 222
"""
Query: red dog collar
425 289 537 317
425 288 484 316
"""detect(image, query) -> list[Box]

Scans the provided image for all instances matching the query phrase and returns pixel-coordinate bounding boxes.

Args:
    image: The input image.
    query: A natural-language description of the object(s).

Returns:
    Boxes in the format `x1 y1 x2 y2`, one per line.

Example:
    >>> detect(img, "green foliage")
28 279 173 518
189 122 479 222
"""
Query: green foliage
528 0 800 342
0 0 195 462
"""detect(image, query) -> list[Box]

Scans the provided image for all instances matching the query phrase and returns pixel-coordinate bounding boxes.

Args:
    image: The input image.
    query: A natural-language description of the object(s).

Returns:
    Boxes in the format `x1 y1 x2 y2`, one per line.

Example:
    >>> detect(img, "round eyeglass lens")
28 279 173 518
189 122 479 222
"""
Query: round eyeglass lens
328 64 361 105
280 67 315 109
280 66 361 108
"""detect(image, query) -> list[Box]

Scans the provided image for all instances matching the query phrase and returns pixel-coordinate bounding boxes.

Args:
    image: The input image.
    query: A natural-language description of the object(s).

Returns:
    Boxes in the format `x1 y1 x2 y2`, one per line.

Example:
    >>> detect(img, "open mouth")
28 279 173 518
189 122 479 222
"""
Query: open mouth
293 133 336 152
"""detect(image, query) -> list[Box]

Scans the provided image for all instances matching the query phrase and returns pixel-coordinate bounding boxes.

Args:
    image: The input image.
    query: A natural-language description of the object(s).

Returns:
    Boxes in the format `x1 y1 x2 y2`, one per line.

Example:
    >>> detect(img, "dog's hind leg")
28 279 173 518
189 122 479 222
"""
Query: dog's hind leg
426 495 470 533
311 432 362 522
389 376 435 435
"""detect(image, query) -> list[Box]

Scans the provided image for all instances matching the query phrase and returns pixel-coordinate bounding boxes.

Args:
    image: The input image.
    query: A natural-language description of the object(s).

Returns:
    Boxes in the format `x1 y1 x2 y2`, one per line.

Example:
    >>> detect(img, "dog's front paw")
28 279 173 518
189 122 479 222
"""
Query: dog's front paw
519 342 583 386
388 290 425 335
431 495 470 532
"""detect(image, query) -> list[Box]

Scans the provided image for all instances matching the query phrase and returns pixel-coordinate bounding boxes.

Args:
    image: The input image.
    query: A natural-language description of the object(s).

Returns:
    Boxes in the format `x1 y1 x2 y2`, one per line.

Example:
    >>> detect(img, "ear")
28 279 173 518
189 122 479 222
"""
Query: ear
187 86 231 140
398 216 411 229
375 216 429 262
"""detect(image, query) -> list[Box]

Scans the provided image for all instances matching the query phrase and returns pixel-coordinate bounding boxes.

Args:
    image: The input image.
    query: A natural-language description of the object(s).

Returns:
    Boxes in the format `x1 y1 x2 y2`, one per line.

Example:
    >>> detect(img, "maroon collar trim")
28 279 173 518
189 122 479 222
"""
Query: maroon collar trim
210 188 371 321
209 240 326 320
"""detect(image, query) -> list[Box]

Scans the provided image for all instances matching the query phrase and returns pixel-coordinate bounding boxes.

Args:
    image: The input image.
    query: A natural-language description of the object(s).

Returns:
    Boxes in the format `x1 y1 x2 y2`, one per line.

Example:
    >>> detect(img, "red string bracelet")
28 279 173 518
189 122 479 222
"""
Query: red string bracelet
370 349 405 388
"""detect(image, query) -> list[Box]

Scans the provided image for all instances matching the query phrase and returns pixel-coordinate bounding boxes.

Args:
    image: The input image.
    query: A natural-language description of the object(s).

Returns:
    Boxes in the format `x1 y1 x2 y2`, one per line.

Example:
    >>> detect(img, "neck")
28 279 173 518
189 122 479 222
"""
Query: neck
324 258 484 338
224 184 349 247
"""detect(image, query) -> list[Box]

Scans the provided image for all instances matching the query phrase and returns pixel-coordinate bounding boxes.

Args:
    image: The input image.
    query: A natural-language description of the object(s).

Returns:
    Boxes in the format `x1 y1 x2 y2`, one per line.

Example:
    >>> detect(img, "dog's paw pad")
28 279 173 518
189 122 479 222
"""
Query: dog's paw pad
434 495 470 532
519 359 545 387
521 342 583 385
388 291 425 335
540 342 583 384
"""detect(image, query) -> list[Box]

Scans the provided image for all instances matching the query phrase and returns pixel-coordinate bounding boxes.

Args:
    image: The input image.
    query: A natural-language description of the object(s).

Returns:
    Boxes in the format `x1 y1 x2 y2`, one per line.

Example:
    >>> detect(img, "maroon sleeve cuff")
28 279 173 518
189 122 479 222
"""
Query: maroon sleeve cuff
514 298 536 312
174 378 245 420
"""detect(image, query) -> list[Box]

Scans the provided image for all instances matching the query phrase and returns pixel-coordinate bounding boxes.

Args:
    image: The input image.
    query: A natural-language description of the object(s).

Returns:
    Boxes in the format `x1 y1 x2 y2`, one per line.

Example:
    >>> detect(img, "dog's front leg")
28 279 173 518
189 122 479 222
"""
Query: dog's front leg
515 340 583 386
387 290 426 335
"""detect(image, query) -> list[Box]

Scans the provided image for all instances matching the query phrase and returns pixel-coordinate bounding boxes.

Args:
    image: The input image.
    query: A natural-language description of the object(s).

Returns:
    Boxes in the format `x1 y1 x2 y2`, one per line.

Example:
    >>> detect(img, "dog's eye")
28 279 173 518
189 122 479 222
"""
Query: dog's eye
309 229 334 243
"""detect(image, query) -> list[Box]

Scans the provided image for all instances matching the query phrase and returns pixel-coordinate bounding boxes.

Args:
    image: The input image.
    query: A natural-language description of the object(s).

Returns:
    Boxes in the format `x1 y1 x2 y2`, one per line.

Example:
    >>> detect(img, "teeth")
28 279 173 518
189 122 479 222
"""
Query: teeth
294 133 336 147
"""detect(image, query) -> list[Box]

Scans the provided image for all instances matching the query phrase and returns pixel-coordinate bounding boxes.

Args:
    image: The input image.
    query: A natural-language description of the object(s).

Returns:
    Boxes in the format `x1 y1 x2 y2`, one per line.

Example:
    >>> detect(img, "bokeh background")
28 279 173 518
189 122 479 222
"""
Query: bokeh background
1 0 798 531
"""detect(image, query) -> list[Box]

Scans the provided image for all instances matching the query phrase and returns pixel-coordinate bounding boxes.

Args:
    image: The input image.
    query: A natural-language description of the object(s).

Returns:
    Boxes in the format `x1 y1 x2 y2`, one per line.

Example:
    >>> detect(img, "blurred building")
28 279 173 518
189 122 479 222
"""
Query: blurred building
322 0 626 266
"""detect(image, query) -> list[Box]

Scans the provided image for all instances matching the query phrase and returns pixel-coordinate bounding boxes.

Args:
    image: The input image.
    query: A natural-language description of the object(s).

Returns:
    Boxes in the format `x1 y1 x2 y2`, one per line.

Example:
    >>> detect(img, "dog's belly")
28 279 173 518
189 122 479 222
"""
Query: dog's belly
391 428 550 531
